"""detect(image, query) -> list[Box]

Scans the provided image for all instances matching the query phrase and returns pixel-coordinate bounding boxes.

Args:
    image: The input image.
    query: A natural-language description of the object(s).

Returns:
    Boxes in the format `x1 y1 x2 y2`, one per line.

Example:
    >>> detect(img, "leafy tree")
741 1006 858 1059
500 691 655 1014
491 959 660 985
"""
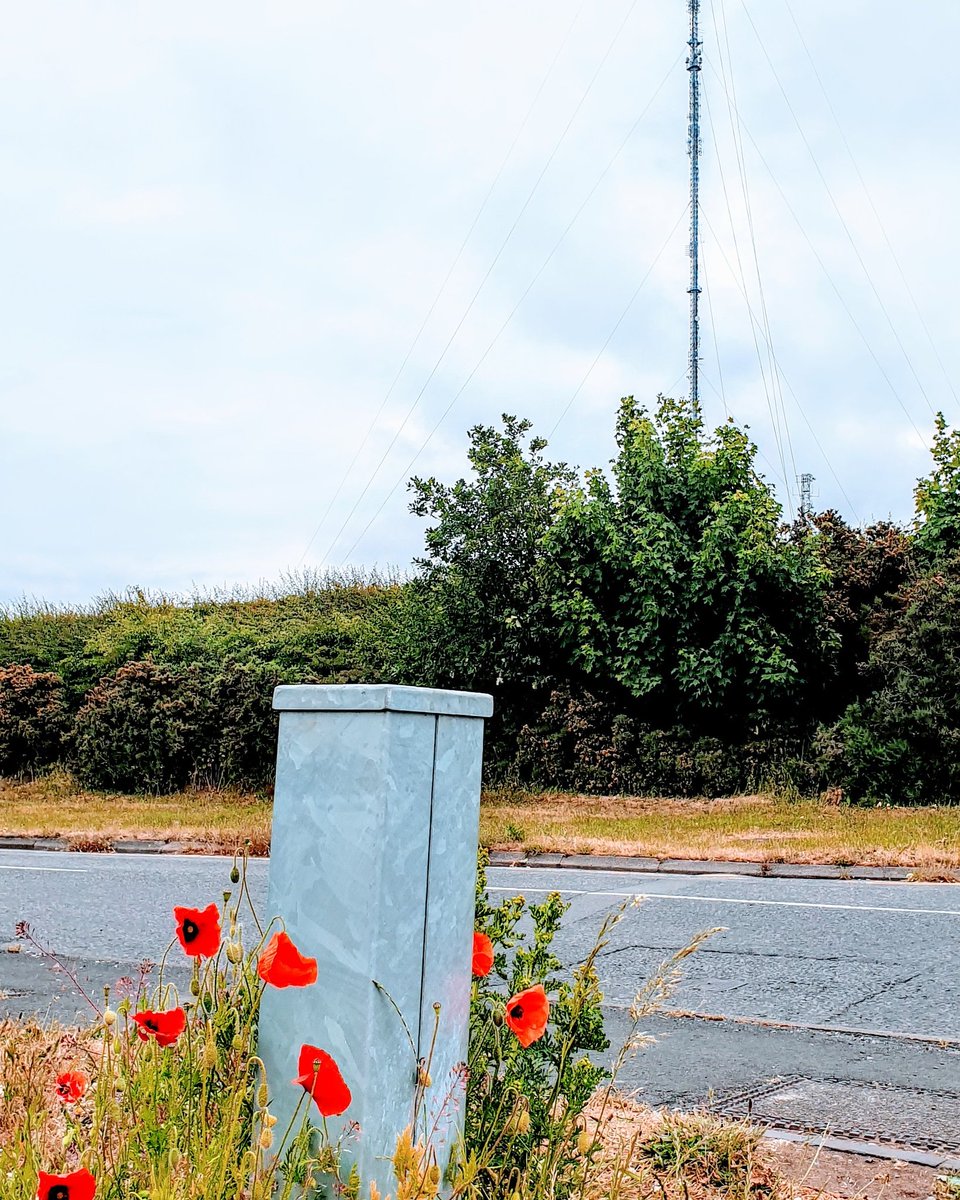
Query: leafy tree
373 416 576 718
821 559 960 803
801 510 914 715
914 412 960 563
542 395 830 734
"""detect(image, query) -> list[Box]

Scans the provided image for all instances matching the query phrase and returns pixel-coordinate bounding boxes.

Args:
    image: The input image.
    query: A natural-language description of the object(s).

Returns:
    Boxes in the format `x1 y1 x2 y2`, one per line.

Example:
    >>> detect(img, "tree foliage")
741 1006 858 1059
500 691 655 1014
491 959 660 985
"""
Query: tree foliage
914 412 960 563
371 416 575 716
542 396 829 732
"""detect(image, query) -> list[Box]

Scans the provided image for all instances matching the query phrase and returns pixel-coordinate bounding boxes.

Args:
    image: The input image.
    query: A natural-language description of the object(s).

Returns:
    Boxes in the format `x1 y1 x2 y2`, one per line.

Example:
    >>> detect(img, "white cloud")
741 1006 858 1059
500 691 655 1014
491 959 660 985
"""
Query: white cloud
1 0 958 604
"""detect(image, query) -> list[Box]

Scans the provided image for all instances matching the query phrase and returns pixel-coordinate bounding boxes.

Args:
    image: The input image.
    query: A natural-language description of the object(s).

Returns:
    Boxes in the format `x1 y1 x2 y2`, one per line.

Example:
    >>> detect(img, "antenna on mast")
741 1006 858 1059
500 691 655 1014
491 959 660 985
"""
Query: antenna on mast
687 0 702 409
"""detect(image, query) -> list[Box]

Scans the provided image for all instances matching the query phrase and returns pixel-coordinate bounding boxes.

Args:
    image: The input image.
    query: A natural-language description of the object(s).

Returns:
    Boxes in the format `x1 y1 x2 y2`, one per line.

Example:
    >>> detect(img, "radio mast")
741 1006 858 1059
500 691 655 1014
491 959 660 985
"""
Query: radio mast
687 0 702 409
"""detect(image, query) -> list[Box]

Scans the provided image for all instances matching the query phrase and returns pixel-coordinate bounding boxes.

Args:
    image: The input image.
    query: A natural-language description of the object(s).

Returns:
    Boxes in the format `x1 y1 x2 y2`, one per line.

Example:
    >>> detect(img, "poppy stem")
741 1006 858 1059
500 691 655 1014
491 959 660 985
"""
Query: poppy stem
371 978 417 1062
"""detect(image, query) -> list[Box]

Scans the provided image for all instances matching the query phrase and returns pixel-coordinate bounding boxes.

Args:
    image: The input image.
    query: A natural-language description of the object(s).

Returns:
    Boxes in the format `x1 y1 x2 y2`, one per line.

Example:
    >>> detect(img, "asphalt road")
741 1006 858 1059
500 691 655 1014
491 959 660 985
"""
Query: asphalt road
2 852 959 1152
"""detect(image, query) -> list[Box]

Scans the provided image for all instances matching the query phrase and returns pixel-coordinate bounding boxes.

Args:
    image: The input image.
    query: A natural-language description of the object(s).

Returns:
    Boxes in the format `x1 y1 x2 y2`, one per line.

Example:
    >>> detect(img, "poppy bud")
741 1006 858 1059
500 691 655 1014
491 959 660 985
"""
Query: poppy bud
226 941 243 964
230 866 240 884
103 1007 117 1027
231 1035 244 1052
257 1081 269 1109
516 1110 531 1135
190 978 201 996
259 1128 274 1150
202 1030 218 1073
417 1064 432 1088
264 1113 278 1128
492 1010 504 1027
169 1145 181 1168
427 1165 441 1186
577 1129 593 1156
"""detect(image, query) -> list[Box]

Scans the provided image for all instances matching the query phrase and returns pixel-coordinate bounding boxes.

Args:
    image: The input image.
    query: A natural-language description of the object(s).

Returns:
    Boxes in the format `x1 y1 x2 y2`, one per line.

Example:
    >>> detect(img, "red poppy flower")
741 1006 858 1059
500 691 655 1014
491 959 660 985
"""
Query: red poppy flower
36 1168 96 1200
293 1044 351 1116
54 1069 88 1104
132 1007 187 1048
504 984 550 1048
472 931 494 977
173 903 221 958
258 931 318 988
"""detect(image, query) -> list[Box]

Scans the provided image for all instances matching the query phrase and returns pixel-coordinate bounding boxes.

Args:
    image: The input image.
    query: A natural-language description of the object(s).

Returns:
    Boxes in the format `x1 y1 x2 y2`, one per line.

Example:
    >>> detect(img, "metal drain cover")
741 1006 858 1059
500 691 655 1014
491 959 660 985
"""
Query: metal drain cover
706 1076 960 1155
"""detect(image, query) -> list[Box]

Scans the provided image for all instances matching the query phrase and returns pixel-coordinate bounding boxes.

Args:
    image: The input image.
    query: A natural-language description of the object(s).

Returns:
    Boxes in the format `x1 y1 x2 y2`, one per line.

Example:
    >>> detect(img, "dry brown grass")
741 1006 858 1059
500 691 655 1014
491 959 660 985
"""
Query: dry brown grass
0 1019 98 1160
0 770 272 854
584 1092 784 1200
587 1093 941 1200
3 774 959 869
481 790 960 869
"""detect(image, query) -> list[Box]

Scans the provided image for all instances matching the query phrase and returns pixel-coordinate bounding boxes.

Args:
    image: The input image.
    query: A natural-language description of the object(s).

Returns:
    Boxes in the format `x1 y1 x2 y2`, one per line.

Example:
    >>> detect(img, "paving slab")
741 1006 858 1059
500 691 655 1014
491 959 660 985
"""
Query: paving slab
29 837 69 852
0 837 40 851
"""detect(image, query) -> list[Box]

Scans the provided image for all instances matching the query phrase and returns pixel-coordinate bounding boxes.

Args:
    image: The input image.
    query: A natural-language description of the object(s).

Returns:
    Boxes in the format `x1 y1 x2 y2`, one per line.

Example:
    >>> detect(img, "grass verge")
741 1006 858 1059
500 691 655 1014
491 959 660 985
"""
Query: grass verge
3 773 959 870
0 770 272 854
480 789 960 870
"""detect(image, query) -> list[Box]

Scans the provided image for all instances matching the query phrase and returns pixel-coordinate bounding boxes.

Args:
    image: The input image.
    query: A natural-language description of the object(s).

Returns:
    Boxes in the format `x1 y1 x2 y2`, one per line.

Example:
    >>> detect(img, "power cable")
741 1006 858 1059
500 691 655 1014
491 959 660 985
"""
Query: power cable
713 0 798 505
329 52 683 564
702 41 791 496
781 0 959 413
315 0 649 567
547 206 690 439
296 0 591 565
700 372 789 493
700 205 862 522
704 58 926 444
699 236 729 417
739 0 939 419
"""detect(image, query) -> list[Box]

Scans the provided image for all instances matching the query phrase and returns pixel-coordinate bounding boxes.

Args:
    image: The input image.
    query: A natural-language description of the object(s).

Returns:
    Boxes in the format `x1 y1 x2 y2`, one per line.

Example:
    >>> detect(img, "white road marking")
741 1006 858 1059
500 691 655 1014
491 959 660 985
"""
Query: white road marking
487 886 960 917
0 864 88 873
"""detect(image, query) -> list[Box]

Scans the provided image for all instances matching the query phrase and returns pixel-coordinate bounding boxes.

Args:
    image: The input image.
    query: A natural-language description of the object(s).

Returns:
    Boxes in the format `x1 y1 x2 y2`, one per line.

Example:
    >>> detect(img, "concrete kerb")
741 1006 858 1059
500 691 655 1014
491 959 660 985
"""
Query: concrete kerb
488 850 917 882
761 1127 960 1171
0 835 196 854
0 838 928 881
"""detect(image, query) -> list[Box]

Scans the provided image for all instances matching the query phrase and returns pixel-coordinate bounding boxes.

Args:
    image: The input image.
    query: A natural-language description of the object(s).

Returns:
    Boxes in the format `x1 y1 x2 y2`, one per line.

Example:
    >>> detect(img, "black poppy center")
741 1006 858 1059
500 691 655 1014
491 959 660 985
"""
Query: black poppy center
510 1004 524 1020
49 1188 70 1200
181 919 200 943
145 1018 159 1032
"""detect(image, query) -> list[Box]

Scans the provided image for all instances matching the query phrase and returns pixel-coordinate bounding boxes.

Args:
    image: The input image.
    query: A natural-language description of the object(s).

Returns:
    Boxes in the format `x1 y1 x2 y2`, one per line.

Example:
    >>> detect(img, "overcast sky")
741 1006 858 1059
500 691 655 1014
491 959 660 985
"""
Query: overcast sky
2 1 958 607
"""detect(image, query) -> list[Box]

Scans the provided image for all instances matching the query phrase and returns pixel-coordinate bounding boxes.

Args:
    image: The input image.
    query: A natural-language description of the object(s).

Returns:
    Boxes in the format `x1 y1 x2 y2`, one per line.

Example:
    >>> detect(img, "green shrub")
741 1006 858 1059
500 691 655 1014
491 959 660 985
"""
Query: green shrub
71 661 202 792
0 664 70 776
189 661 285 789
71 660 287 793
506 686 804 798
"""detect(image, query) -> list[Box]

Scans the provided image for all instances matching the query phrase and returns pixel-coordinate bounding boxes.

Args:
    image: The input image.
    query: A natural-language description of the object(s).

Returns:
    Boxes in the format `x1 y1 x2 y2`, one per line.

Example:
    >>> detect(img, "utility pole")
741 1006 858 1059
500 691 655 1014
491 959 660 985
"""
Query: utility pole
687 0 702 409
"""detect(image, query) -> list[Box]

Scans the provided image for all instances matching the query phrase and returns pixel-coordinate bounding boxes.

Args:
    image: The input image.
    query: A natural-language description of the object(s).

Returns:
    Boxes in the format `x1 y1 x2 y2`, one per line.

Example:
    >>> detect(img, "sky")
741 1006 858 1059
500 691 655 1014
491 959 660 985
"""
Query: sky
2 0 958 607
